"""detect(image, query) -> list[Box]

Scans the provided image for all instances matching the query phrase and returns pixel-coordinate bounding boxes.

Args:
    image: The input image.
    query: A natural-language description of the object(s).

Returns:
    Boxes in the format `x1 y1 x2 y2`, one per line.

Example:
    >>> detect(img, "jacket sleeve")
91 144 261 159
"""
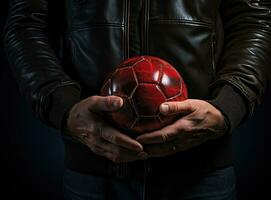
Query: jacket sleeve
3 0 81 130
210 0 271 131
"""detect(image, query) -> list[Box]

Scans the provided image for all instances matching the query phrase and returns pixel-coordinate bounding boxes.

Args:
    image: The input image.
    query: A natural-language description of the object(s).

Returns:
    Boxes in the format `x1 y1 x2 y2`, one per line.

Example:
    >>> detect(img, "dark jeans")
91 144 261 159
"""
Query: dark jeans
63 165 236 200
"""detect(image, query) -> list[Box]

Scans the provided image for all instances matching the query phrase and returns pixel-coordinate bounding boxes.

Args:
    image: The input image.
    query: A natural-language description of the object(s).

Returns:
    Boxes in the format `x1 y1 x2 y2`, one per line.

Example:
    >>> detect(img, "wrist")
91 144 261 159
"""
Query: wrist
208 84 247 134
61 104 74 137
46 85 81 130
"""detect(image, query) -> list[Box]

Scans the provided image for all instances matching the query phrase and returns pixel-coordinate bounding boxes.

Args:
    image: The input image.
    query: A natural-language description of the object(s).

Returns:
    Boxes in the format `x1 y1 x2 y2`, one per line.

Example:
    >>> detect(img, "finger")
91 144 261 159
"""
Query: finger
69 127 93 145
144 142 177 157
86 95 123 112
95 139 148 163
144 137 202 157
136 117 205 144
136 125 180 144
160 99 195 115
89 145 116 162
101 125 143 152
90 139 147 163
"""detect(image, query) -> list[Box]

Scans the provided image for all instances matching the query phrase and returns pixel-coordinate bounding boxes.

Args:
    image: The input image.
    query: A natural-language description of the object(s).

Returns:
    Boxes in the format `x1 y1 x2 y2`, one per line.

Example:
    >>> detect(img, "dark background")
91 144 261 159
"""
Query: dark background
0 1 268 200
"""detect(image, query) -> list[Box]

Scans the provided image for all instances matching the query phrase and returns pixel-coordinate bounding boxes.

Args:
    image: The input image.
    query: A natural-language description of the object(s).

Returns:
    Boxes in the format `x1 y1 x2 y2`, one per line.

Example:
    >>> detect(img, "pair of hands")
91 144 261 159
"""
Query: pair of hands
66 96 227 163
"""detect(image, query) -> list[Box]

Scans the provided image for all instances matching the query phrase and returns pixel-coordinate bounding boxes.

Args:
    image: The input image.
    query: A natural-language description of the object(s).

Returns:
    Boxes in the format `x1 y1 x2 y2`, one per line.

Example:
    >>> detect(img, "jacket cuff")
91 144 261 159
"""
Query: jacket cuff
47 85 81 130
208 85 247 134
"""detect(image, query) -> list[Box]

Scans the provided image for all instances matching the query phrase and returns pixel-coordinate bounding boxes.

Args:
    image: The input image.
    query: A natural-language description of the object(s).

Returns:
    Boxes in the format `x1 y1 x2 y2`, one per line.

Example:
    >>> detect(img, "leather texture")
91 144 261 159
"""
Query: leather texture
3 0 271 127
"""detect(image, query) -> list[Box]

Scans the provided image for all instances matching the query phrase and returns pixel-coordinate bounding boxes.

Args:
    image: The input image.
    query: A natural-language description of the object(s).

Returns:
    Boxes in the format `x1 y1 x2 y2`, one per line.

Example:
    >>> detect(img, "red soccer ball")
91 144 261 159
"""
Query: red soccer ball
101 56 188 135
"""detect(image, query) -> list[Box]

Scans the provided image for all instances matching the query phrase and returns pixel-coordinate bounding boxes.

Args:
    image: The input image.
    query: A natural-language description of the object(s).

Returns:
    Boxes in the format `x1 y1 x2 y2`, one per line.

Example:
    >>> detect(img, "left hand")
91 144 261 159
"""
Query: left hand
136 99 227 157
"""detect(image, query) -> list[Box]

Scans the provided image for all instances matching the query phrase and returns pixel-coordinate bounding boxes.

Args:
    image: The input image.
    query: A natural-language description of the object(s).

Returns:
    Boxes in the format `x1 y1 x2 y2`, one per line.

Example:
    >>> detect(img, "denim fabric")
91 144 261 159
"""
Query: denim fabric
146 166 236 200
63 165 236 200
63 169 144 200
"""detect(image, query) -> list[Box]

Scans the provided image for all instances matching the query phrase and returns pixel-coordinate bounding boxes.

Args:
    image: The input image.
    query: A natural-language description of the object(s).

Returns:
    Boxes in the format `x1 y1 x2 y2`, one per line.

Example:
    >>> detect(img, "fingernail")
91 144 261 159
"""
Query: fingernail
138 152 148 160
161 104 169 114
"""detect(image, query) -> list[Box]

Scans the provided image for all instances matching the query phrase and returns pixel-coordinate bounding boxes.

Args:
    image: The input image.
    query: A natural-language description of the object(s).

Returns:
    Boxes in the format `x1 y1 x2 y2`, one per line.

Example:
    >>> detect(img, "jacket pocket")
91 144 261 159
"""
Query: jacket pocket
68 0 124 27
149 0 217 24
148 19 216 99
66 26 125 94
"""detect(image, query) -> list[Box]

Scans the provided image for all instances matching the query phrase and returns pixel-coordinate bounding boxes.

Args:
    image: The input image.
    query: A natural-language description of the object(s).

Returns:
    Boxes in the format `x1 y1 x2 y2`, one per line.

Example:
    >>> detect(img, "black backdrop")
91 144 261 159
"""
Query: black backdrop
0 1 269 200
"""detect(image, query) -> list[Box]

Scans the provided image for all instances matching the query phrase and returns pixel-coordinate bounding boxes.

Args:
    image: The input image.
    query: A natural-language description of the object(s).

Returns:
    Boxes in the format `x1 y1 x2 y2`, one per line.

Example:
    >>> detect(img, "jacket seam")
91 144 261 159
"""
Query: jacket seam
38 80 81 125
123 0 130 59
146 0 150 54
149 18 213 27
211 77 255 116
68 24 124 32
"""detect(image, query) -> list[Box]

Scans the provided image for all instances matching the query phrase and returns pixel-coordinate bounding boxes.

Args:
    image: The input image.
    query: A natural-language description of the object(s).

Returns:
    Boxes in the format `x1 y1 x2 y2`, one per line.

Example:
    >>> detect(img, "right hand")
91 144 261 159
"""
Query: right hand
66 95 148 163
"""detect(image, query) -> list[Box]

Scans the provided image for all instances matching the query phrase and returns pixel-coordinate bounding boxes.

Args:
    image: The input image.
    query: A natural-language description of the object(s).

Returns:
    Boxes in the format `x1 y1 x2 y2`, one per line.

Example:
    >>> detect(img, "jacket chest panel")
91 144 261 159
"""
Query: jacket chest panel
67 0 125 27
65 0 220 98
149 0 217 24
67 0 217 27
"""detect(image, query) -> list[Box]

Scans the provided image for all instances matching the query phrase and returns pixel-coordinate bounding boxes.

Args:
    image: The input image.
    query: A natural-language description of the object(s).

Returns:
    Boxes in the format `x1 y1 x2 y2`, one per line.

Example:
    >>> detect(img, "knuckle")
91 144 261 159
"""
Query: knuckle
105 96 113 108
90 95 99 101
167 104 174 112
88 95 101 108
176 103 183 112
171 103 178 113
184 101 193 113
88 96 97 105
186 101 192 109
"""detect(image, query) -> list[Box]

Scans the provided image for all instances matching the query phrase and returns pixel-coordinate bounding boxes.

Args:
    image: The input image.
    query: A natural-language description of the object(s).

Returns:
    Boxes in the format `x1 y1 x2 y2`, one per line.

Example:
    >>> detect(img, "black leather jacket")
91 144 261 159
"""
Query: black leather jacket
4 0 271 177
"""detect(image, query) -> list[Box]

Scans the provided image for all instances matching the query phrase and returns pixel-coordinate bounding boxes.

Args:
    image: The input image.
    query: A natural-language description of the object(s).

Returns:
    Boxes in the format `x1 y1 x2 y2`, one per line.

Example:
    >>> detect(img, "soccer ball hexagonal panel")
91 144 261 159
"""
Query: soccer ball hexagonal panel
159 64 182 98
108 97 137 130
131 84 166 116
111 67 137 97
133 58 161 84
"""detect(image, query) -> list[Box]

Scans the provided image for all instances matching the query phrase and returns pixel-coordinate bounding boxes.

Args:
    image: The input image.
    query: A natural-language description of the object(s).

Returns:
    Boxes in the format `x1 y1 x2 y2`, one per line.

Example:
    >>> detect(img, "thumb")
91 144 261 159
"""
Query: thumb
160 99 195 115
87 95 123 112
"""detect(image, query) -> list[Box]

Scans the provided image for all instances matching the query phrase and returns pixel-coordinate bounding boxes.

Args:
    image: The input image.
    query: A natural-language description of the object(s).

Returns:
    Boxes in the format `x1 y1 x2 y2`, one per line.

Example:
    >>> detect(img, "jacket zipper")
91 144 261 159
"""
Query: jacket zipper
124 0 130 59
141 0 149 54
143 158 151 200
211 32 216 73
141 2 150 199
